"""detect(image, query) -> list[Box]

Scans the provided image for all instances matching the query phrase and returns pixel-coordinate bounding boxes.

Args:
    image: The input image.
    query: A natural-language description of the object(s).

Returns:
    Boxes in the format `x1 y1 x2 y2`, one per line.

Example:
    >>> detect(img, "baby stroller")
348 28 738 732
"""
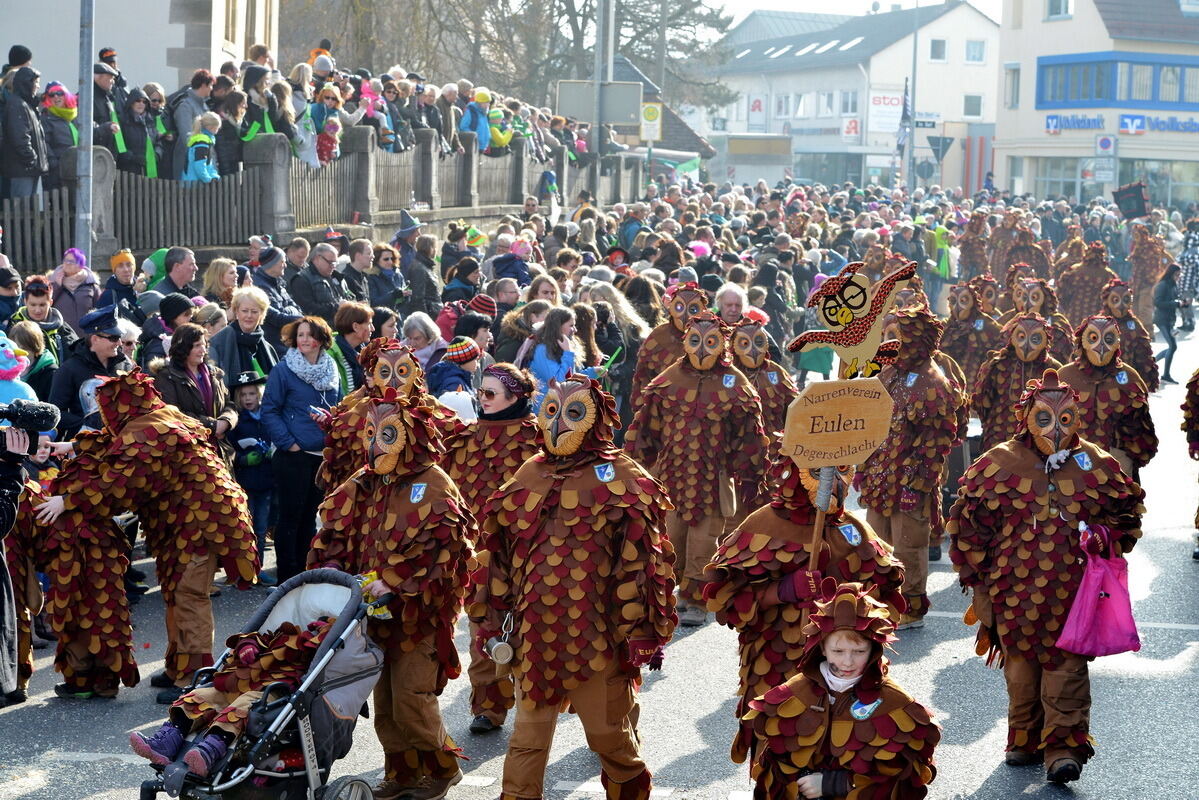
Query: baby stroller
139 569 386 800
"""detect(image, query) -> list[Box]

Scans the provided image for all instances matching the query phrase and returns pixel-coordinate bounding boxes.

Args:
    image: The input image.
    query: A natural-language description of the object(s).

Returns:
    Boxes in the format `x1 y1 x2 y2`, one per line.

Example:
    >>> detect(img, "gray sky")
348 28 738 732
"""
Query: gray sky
723 0 1002 26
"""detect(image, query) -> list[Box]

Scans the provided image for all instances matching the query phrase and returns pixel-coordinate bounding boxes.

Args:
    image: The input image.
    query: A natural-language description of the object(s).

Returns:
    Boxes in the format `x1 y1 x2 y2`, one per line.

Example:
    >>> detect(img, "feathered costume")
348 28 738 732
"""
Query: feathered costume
999 228 1051 279
309 393 475 785
732 318 798 436
957 210 990 282
948 369 1144 776
629 282 708 409
1058 243 1118 329
1181 368 1199 528
1052 233 1087 283
703 460 905 764
857 308 966 619
5 477 45 693
987 210 1022 271
1129 225 1170 325
967 273 1000 318
939 283 1003 390
1099 278 1159 392
743 582 940 800
997 262 1035 316
626 311 768 603
997 278 1075 364
473 375 677 800
972 314 1062 451
1056 316 1158 476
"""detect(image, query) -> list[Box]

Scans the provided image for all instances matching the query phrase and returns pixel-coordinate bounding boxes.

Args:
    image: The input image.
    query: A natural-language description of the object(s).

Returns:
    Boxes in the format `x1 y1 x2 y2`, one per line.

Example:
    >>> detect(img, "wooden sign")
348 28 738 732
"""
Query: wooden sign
782 378 894 468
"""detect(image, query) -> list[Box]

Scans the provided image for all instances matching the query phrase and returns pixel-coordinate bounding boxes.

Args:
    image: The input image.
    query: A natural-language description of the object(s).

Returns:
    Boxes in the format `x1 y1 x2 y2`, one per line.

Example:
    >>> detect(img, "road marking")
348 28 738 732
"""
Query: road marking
552 781 674 796
461 774 496 787
39 749 144 765
921 610 1199 631
729 792 753 800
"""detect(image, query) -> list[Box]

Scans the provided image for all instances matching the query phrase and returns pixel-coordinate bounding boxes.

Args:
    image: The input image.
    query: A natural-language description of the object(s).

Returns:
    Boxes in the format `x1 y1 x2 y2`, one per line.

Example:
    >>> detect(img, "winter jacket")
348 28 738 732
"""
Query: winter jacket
39 106 77 189
331 335 365 394
1154 278 1180 329
135 314 172 368
49 267 101 337
171 88 210 178
92 81 119 155
459 102 490 151
208 323 279 389
339 264 371 304
47 339 134 436
494 315 532 364
491 253 532 287
151 359 238 460
529 344 599 412
288 264 347 324
215 117 244 175
7 306 78 366
182 132 219 183
0 296 16 330
230 408 274 493
260 356 343 452
368 267 407 310
400 253 443 319
96 274 139 316
426 359 473 396
242 67 297 143
1 68 48 179
21 350 57 402
252 268 303 353
440 277 477 305
435 95 461 151
618 215 650 252
114 90 160 176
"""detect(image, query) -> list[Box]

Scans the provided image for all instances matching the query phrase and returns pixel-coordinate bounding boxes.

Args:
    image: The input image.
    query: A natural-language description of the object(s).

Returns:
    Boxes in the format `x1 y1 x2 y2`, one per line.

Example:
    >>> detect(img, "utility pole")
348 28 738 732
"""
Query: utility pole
908 0 919 193
591 0 607 204
75 0 95 263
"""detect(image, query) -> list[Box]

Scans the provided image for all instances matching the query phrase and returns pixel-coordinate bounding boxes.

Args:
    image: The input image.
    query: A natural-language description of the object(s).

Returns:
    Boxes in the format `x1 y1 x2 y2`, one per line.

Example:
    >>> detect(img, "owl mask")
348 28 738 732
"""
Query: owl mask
969 275 999 315
96 369 165 433
949 284 978 321
882 307 943 373
539 374 620 457
891 287 927 313
1077 315 1120 368
665 282 709 334
1006 314 1051 363
360 338 423 395
1016 368 1080 456
1014 279 1054 316
1101 279 1133 318
732 319 768 370
817 270 871 329
1005 263 1035 292
362 394 441 475
683 310 731 371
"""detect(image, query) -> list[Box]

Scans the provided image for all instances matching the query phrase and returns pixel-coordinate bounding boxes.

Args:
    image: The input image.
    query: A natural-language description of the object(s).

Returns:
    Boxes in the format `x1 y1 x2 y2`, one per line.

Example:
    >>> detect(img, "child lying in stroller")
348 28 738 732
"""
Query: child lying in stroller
130 616 337 776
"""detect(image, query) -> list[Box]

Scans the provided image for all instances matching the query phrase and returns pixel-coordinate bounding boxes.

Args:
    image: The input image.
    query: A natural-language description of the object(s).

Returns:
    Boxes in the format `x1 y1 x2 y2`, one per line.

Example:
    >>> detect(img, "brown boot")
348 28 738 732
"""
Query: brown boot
1004 749 1043 767
1046 757 1082 784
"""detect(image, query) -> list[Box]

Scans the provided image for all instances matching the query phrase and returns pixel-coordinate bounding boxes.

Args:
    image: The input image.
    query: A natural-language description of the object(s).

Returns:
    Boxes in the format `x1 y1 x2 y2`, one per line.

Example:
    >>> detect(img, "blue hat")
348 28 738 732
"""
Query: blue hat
80 305 121 337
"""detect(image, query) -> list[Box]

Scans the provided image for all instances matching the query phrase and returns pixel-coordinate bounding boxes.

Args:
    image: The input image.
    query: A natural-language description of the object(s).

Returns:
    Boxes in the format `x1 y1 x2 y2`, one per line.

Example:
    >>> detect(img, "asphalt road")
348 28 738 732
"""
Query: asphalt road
2 340 1198 800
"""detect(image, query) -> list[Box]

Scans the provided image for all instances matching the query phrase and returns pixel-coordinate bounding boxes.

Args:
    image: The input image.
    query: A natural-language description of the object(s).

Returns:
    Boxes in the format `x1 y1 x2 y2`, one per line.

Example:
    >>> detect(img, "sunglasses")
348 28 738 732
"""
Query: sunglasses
478 388 500 400
48 91 65 98
149 98 163 105
97 333 121 342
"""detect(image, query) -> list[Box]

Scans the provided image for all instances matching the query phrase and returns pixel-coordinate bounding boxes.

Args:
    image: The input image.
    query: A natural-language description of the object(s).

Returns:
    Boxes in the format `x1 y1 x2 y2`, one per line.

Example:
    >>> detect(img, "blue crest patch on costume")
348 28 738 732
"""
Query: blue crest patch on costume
1126 320 1136 330
767 371 779 385
1073 452 1093 471
410 483 427 502
1115 370 1128 385
839 523 862 546
594 463 615 482
906 372 918 387
851 698 882 720
973 318 984 331
723 374 736 388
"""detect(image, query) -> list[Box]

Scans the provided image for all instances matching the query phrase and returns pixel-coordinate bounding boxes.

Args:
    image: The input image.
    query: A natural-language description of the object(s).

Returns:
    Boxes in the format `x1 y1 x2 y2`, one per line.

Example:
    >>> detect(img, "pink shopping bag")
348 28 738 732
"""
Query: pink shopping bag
1056 523 1141 657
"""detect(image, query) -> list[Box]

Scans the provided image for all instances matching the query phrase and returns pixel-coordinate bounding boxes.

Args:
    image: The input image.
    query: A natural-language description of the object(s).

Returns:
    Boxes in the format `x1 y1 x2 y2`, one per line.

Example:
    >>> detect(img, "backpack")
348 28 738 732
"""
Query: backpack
158 86 190 141
435 300 468 342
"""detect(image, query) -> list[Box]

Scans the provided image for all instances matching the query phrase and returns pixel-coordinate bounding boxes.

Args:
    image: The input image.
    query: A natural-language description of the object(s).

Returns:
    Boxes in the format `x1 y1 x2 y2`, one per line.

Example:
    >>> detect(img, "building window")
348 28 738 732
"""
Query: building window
224 0 239 43
1183 0 1199 16
1005 65 1021 108
966 40 986 64
794 93 809 118
1035 157 1080 201
929 39 947 62
818 91 835 117
964 94 983 117
1185 70 1199 103
775 94 791 118
1046 0 1072 19
841 90 859 115
1160 65 1182 102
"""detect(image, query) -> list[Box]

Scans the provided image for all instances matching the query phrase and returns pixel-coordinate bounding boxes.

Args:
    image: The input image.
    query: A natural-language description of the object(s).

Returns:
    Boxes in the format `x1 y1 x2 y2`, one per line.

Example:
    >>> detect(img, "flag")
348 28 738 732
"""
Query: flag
896 77 912 155
675 156 701 175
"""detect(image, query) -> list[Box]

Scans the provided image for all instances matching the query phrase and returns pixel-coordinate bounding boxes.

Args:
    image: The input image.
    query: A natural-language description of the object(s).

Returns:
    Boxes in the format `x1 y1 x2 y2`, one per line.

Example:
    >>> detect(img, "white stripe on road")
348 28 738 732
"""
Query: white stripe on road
461 774 497 787
921 610 1199 631
38 749 144 765
552 781 674 796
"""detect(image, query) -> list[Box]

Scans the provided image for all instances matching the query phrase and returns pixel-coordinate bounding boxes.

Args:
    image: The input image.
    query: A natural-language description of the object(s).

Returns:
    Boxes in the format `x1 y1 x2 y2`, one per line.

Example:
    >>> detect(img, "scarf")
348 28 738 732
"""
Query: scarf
48 104 78 123
479 397 531 421
234 326 266 373
284 347 339 391
819 661 864 694
191 364 215 412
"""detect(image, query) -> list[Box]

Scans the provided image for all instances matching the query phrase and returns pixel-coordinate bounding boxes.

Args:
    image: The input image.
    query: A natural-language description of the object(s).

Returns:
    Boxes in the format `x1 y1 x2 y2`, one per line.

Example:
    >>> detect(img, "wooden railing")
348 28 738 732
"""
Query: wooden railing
290 153 360 229
0 187 74 272
113 169 263 250
375 149 415 210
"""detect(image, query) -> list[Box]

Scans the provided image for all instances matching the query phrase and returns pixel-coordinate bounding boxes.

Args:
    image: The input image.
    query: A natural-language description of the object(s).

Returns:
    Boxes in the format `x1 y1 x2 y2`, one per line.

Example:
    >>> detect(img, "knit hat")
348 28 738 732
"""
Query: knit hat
137 290 164 315
258 246 284 270
444 336 482 365
110 249 135 269
313 54 334 73
159 293 195 325
465 226 488 248
467 294 498 317
99 47 118 64
7 46 31 67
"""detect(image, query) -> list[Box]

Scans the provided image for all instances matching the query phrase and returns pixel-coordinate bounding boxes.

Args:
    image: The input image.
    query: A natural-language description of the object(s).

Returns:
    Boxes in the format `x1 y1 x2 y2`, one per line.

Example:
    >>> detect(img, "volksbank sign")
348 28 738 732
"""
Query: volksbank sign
1118 113 1199 134
1045 114 1105 134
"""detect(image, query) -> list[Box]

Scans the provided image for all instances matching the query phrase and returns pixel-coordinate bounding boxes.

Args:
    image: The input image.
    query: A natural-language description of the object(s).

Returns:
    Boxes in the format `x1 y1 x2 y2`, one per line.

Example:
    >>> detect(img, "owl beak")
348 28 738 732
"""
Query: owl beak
549 417 561 447
836 307 854 325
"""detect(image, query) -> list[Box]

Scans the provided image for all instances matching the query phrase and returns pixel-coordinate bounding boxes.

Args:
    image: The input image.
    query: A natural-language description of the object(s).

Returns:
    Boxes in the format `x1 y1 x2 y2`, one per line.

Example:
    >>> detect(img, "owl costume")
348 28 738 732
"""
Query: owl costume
987 210 1022 273
857 308 966 624
1129 224 1170 326
703 459 906 764
626 311 768 608
5 477 45 697
1052 232 1087 283
1000 227 1052 280
628 282 708 409
948 369 1144 784
997 262 1035 316
967 273 1000 318
1057 243 1118 329
1099 279 1159 392
973 314 1062 451
939 283 1003 391
743 582 941 800
732 318 798 437
1056 316 1158 478
997 278 1074 365
956 210 990 283
309 393 475 791
473 375 677 800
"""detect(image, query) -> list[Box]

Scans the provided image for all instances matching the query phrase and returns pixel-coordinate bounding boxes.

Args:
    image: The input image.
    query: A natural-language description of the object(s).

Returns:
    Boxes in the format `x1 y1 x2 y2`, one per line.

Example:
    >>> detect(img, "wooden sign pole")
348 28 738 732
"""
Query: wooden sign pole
808 465 836 559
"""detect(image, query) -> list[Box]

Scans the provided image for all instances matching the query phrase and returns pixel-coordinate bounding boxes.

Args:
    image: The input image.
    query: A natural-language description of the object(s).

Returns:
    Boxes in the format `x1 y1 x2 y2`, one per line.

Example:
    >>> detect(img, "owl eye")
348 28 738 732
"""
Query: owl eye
364 424 376 441
687 334 701 347
674 302 685 313
543 400 559 418
1059 411 1074 426
1030 332 1043 345
754 335 766 347
841 282 867 309
377 365 392 380
1035 410 1052 428
565 401 587 421
688 303 702 316
396 363 410 376
705 334 719 348
379 424 398 445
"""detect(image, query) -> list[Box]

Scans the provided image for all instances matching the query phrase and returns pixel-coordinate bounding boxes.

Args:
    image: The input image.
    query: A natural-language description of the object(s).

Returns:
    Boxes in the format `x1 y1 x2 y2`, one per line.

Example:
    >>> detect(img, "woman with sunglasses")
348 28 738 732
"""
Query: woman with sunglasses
114 88 161 177
442 363 542 736
39 81 77 191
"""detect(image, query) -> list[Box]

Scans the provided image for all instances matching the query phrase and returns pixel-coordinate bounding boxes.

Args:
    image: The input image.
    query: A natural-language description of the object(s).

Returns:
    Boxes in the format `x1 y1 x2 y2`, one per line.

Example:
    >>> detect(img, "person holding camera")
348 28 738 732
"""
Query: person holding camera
0 427 41 706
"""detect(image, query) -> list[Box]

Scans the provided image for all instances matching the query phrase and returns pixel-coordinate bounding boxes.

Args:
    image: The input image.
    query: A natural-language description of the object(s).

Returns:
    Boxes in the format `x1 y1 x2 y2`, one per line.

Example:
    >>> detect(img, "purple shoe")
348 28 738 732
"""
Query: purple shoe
182 733 228 777
130 723 184 766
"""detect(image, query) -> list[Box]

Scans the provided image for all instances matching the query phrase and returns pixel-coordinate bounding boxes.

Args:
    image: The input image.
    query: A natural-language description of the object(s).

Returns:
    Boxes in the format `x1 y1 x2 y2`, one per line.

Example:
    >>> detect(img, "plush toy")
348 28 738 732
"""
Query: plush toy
0 331 36 405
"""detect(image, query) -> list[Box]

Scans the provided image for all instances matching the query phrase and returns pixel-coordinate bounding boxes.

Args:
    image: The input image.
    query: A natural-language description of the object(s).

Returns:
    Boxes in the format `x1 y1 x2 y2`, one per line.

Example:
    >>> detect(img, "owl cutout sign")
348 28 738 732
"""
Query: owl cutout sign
786 259 917 378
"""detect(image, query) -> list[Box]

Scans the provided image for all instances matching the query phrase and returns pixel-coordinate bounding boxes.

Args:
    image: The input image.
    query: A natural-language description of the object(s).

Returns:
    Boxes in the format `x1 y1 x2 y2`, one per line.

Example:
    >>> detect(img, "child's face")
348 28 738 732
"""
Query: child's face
205 121 220 135
237 386 262 411
32 435 51 464
822 630 871 679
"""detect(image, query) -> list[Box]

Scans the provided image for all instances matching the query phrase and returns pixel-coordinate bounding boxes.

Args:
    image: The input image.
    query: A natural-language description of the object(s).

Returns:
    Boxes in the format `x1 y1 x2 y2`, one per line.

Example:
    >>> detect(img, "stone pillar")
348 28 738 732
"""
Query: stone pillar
509 135 528 205
341 125 378 223
458 132 480 209
242 133 295 236
414 128 441 210
61 146 118 261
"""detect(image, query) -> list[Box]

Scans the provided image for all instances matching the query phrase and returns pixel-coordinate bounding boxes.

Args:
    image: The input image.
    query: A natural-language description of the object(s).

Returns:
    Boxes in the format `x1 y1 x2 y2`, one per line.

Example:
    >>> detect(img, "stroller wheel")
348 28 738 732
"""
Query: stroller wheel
320 776 373 800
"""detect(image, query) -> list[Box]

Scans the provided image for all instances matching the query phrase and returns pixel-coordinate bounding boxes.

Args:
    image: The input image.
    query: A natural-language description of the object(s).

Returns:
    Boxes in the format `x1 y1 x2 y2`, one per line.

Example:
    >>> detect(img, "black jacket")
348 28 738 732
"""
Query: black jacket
289 264 347 324
1154 277 1180 327
115 90 158 175
38 107 76 188
92 81 118 153
242 67 296 142
251 268 302 353
400 252 443 319
48 339 134 436
1 68 48 179
215 117 244 176
340 264 370 304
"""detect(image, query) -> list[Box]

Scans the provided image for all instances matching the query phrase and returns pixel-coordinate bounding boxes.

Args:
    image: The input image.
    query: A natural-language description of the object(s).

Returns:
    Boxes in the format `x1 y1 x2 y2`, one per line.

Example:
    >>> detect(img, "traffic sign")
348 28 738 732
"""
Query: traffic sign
1096 134 1118 156
640 102 663 142
915 159 936 179
782 378 894 468
927 135 955 162
914 120 936 129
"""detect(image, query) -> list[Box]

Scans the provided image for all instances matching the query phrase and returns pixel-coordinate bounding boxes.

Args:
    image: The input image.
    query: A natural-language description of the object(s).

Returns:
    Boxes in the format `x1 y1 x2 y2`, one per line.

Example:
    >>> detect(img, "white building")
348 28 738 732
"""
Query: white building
993 0 1199 207
6 0 278 96
706 1 999 192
